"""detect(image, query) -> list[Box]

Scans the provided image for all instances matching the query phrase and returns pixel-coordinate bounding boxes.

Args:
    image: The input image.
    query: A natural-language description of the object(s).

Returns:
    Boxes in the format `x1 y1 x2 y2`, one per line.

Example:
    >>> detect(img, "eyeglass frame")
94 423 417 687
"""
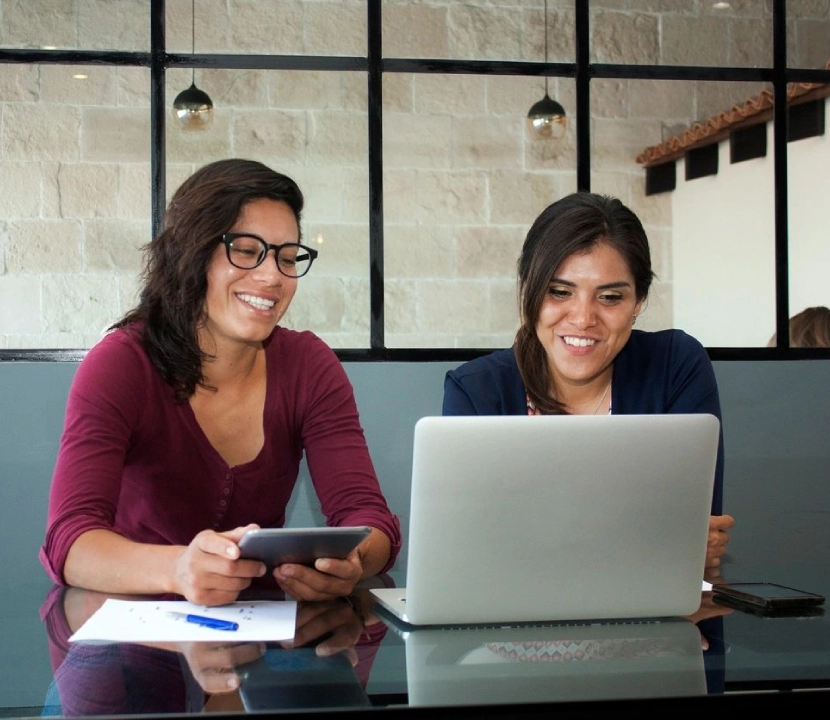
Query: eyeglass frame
218 233 319 278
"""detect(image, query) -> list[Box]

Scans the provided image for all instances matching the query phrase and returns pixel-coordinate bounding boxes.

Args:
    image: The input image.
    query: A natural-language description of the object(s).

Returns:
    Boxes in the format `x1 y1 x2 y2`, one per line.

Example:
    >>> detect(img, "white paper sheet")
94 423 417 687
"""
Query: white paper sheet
69 599 297 643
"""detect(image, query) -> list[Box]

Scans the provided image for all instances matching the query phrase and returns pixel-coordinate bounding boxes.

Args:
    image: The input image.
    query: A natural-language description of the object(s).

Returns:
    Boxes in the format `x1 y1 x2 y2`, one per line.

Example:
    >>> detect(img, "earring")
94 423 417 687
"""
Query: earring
632 315 637 326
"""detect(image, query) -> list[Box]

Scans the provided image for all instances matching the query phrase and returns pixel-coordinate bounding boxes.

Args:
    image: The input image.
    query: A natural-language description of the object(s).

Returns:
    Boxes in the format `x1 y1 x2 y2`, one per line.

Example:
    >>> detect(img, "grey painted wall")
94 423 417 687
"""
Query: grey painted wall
0 358 828 707
3 358 828 580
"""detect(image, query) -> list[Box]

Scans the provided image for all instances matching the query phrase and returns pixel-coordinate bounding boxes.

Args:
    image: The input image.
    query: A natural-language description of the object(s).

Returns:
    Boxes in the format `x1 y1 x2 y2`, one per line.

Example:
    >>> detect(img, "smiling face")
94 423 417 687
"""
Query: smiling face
201 198 300 352
535 241 644 397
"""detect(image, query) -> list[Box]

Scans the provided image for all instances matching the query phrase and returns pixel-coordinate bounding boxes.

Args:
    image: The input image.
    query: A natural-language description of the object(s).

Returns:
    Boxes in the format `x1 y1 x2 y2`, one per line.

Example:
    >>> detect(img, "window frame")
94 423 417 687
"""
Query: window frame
0 0 827 363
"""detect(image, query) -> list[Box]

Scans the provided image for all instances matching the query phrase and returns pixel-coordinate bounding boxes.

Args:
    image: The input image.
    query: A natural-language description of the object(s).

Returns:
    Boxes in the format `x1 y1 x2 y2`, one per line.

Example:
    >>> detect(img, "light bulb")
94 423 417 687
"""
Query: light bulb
527 93 567 140
172 83 214 130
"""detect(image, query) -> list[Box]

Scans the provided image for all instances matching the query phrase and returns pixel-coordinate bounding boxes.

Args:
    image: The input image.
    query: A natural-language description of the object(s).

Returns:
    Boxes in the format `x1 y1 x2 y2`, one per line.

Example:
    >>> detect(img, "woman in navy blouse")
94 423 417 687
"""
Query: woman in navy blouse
443 192 734 571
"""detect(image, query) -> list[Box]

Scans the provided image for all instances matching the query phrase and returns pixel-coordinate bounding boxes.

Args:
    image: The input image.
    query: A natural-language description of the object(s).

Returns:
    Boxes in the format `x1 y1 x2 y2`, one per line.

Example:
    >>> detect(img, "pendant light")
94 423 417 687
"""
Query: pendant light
172 0 213 130
527 0 566 140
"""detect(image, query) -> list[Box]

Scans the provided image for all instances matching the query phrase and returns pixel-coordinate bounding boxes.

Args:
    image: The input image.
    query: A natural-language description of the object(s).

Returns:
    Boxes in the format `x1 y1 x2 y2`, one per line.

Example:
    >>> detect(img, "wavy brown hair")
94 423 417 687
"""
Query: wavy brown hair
514 192 654 414
113 158 304 401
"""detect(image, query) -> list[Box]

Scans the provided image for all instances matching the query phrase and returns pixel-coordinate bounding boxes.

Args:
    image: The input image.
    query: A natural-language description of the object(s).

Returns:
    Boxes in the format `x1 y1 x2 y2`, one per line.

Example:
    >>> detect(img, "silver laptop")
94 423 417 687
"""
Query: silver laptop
372 414 719 626
385 618 707 707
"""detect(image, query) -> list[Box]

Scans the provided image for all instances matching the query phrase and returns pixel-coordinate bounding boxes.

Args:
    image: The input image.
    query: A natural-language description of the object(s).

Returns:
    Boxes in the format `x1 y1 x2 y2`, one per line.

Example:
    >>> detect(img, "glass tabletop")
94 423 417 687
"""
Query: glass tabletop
2 563 829 718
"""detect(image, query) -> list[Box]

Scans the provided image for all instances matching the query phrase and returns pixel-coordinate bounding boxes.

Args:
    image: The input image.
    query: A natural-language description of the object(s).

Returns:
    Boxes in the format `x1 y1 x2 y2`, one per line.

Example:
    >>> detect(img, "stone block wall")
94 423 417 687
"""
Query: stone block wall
1 0 829 349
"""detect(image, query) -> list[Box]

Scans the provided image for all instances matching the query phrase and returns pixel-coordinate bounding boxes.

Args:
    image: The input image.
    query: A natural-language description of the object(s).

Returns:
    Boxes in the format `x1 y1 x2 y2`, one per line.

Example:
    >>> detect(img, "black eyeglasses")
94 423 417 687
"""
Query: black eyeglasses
219 233 318 278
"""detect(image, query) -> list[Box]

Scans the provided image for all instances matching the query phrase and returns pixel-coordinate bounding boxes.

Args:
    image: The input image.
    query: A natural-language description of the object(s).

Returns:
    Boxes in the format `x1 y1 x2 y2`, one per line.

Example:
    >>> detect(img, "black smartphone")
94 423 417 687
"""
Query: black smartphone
237 526 371 568
712 582 825 613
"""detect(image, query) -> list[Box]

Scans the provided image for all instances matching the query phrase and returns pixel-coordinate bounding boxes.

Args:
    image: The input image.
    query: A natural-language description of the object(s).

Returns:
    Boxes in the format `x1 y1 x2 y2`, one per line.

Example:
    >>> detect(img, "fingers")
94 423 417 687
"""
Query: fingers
705 540 729 570
285 600 361 650
175 571 249 607
703 514 734 571
315 551 362 584
196 524 261 561
273 555 362 602
707 530 730 550
192 527 266 577
319 645 359 666
709 514 735 532
706 540 727 565
181 641 265 693
175 528 266 606
707 515 733 547
274 565 350 601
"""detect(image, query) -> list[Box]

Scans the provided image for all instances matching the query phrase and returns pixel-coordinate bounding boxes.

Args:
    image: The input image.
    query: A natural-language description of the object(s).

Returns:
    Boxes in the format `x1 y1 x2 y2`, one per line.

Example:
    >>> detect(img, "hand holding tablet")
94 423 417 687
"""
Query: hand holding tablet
237 526 372 569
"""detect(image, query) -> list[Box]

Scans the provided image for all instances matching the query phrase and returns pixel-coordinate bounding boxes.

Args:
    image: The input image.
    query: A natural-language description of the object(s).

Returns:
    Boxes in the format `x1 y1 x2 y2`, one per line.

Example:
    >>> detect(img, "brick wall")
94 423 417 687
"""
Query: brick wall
1 0 829 349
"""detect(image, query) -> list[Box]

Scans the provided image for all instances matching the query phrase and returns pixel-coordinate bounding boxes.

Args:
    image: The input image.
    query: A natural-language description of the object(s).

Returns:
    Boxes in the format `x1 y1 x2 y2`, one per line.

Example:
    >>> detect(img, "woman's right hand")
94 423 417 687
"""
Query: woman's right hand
174 524 266 606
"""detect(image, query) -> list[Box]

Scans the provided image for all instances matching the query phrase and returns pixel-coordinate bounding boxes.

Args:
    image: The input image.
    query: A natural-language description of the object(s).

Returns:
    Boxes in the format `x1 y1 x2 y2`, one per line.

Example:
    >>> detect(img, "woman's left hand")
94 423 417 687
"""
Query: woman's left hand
706 514 735 570
272 549 363 601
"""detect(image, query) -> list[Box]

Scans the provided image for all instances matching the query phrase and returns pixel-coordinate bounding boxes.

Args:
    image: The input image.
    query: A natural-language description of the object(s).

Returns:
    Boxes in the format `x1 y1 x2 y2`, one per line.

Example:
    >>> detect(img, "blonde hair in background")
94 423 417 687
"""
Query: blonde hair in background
768 306 830 348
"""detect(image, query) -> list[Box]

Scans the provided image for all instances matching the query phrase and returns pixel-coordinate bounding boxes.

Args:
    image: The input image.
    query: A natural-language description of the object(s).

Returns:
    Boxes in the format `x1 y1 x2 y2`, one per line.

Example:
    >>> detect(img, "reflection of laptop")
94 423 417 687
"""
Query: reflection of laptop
381 615 707 706
372 414 719 626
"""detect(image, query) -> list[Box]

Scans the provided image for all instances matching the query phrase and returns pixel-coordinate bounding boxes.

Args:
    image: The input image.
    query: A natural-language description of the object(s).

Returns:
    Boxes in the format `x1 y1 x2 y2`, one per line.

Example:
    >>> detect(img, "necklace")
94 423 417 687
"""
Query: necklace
592 381 612 415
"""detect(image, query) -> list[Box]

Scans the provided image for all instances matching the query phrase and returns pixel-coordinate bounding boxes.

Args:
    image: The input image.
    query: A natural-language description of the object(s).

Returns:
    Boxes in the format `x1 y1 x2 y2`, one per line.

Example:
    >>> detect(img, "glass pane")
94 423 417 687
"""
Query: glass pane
595 79 774 347
383 73 577 348
590 78 676 335
0 0 149 51
382 0 575 63
166 69 370 349
787 83 830 347
165 0 367 56
0 64 151 350
787 0 830 69
590 0 771 67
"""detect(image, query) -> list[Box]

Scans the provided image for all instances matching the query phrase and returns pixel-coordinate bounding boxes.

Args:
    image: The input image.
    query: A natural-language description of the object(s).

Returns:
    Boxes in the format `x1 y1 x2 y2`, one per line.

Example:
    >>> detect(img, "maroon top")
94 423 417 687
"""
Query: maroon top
40 325 401 583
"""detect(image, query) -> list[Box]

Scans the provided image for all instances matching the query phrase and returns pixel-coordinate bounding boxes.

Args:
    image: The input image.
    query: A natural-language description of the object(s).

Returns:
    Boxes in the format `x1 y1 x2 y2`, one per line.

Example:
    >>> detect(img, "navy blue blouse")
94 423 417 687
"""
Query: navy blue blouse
442 329 725 514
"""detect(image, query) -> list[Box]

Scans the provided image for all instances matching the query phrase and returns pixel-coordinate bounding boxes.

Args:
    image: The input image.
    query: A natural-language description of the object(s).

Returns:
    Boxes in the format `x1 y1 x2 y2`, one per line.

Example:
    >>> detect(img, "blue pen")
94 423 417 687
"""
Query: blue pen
167 611 239 631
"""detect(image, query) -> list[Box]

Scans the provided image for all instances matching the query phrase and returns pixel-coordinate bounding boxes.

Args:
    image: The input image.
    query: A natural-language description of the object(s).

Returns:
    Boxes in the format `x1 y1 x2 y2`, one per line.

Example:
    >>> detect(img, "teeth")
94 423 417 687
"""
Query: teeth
563 336 596 347
238 293 275 310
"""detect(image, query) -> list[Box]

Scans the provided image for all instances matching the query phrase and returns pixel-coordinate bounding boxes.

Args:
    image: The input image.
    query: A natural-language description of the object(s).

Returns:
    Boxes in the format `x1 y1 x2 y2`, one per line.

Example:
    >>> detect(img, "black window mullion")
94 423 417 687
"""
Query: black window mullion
368 0 384 351
150 0 166 240
772 0 790 348
575 0 590 191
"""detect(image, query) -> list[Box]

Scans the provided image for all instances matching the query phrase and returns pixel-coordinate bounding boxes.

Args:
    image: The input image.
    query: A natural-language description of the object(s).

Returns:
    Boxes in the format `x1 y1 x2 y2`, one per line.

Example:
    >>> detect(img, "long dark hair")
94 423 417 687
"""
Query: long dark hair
113 158 304 401
514 192 654 414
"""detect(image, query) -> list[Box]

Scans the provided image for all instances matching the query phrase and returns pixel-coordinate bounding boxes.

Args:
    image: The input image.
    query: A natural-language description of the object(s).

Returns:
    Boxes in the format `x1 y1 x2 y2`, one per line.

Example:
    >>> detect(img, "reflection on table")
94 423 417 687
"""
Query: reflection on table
382 614 708 707
28 569 830 716
39 585 386 715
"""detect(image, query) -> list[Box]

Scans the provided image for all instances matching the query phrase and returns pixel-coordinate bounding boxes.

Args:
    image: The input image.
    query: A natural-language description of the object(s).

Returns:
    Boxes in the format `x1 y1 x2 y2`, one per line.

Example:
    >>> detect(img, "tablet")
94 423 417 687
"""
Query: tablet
237 527 372 568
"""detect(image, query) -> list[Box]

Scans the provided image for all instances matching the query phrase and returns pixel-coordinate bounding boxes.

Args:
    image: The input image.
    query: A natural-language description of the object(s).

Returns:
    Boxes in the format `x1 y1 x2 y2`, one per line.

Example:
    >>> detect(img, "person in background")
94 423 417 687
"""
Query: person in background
41 159 400 606
768 306 830 348
442 192 733 571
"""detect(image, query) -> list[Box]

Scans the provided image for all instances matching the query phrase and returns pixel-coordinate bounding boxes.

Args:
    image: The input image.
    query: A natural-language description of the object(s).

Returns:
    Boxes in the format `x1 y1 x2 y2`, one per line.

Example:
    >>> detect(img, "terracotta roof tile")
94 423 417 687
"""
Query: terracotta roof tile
636 63 830 167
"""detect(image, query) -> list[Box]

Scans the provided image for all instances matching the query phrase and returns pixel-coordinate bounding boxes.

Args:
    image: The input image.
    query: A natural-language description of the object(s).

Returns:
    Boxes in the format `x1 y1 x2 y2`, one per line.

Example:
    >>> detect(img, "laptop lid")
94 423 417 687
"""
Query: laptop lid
374 414 718 626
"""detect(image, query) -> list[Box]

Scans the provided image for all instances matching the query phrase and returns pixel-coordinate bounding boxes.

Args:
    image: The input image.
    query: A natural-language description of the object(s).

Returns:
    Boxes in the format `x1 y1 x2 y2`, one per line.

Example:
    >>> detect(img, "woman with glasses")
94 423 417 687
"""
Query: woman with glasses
442 192 733 572
41 159 400 606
